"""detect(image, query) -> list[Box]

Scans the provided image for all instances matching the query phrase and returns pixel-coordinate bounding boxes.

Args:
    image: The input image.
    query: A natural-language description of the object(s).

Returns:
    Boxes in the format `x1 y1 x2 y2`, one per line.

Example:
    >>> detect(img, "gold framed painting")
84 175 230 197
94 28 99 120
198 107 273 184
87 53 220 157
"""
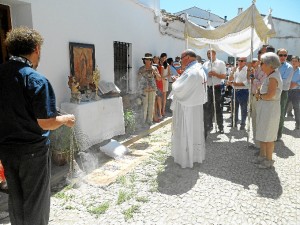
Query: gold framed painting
69 42 95 90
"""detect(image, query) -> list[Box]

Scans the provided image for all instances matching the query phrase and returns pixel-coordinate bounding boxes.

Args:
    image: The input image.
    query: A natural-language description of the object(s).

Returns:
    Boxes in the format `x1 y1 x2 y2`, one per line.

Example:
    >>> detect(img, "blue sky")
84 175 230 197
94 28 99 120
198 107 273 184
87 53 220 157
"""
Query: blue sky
160 0 300 23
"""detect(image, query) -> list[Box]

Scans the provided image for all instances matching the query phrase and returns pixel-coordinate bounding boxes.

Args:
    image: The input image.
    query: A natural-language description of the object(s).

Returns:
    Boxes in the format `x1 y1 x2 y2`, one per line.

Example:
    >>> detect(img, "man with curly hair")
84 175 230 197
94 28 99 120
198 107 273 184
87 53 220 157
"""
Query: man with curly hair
0 27 76 225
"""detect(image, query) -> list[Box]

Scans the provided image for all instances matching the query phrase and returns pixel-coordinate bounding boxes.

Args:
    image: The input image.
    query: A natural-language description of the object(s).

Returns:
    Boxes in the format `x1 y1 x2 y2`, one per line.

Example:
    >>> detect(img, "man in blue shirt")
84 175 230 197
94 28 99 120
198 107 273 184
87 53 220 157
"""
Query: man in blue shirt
289 56 300 130
0 27 76 225
276 48 294 141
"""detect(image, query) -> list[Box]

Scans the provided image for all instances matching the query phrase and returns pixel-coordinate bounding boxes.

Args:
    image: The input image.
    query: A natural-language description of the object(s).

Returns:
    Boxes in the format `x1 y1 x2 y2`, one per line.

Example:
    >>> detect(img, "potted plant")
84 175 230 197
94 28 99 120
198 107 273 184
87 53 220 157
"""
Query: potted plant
49 126 73 166
124 109 136 134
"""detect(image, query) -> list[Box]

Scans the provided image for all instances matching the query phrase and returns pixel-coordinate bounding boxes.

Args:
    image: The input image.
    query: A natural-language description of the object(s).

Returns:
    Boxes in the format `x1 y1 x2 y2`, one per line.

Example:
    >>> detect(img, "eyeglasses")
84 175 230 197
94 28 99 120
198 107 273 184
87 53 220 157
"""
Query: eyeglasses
278 54 287 57
181 55 188 60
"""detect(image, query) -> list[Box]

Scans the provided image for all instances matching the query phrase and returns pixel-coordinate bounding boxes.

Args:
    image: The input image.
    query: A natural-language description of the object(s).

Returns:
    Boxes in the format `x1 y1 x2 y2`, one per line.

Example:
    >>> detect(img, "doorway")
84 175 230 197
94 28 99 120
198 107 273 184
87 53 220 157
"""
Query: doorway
0 4 11 64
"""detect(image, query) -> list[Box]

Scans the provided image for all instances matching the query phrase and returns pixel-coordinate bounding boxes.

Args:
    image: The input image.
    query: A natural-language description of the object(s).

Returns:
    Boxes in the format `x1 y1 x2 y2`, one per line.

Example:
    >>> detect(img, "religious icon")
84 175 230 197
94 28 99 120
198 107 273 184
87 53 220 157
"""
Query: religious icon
69 42 95 90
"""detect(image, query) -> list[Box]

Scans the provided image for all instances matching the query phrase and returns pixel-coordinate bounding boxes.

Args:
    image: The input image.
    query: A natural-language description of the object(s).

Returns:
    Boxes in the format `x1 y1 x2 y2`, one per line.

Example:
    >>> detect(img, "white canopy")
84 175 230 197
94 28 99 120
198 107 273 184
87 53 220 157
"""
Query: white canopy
185 4 276 57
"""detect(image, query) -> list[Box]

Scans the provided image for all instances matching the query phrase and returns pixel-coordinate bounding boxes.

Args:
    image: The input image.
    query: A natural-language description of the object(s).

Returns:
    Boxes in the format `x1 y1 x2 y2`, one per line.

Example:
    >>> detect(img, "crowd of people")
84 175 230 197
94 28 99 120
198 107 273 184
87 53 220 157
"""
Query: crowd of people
0 26 299 224
138 46 299 170
138 52 182 125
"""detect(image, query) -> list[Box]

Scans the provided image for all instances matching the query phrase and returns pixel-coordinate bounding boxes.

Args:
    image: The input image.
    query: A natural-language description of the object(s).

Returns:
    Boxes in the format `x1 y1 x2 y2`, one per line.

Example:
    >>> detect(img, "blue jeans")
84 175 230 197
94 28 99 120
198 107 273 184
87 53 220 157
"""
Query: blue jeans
277 90 289 139
232 89 249 126
290 89 300 128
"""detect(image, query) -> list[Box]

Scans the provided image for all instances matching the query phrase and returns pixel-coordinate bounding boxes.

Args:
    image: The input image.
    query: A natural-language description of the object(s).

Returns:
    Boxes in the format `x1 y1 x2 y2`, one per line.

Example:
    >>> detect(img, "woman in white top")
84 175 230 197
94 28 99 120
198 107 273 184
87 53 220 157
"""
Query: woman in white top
160 53 171 116
254 52 283 169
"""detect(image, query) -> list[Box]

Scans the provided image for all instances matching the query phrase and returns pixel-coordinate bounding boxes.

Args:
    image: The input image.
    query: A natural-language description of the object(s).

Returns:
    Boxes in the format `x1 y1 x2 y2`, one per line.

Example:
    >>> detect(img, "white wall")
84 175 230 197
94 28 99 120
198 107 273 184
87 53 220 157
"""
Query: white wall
2 0 185 105
267 18 300 56
138 0 160 14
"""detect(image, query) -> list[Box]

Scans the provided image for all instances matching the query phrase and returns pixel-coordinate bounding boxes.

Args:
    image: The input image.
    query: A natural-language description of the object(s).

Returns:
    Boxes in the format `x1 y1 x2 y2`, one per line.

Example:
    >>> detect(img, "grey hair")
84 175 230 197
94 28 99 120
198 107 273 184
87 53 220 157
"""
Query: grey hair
261 52 281 69
184 49 197 58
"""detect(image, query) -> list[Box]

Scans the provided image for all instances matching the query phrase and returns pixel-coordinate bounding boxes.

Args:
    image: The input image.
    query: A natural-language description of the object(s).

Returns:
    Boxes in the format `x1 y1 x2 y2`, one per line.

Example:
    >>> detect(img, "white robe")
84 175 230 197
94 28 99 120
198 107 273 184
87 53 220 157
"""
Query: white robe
170 62 207 168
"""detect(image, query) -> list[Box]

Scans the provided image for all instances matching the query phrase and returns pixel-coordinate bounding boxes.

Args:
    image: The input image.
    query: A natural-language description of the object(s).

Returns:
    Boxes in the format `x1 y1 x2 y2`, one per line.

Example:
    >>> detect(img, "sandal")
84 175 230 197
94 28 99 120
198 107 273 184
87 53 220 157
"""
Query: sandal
0 181 8 194
153 119 160 123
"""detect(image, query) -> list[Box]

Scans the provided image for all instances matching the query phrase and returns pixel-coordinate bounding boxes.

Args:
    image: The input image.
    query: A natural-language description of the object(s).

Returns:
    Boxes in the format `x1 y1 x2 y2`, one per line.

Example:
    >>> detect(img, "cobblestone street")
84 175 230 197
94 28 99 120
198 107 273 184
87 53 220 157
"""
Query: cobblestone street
1 113 299 225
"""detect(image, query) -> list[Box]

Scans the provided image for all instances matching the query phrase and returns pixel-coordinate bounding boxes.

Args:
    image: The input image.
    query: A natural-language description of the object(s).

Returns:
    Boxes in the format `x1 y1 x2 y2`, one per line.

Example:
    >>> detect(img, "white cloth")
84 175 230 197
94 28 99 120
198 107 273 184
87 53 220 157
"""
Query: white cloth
170 61 207 168
185 5 276 57
202 58 226 86
61 97 125 151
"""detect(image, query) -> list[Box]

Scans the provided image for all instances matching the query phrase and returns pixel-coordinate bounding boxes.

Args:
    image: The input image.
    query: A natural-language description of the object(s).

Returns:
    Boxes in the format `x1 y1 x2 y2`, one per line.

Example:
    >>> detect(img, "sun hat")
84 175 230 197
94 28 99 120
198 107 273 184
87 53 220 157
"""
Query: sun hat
142 53 153 59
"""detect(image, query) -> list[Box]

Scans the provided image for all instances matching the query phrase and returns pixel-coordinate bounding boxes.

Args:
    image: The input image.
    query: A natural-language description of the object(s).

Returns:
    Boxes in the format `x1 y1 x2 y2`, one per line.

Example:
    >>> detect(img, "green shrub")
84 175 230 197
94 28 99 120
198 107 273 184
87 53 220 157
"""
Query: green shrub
124 109 136 134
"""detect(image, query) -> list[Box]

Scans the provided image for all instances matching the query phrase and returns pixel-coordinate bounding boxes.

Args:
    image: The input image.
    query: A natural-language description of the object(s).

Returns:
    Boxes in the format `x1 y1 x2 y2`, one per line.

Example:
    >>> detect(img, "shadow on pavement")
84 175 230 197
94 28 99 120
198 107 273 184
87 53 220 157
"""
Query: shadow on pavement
274 140 295 159
283 126 300 139
157 157 200 195
202 139 282 199
158 138 283 199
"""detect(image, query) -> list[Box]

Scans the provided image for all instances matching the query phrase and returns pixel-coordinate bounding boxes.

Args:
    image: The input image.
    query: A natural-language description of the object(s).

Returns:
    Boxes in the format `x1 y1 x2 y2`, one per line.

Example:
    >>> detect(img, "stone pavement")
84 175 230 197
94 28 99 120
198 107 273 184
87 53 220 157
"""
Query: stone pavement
0 112 299 225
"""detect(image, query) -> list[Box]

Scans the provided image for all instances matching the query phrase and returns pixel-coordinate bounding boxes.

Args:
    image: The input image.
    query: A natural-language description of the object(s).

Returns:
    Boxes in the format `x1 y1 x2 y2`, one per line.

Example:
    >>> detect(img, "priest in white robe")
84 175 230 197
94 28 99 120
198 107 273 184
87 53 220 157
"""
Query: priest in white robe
170 49 207 168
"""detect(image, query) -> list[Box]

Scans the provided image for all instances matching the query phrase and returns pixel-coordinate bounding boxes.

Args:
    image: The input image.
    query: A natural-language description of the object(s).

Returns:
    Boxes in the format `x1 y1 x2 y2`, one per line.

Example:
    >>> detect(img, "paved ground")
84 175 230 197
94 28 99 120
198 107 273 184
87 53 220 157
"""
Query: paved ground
0 112 299 225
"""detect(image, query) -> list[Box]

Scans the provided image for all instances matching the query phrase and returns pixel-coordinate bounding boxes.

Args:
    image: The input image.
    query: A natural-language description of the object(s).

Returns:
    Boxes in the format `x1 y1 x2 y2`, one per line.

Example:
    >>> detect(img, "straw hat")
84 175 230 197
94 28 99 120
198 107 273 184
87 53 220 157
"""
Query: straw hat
142 53 153 59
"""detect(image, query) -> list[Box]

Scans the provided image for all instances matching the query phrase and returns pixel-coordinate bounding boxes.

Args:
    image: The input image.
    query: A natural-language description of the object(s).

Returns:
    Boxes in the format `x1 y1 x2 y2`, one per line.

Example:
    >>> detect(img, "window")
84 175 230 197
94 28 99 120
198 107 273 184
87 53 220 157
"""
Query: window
113 41 131 95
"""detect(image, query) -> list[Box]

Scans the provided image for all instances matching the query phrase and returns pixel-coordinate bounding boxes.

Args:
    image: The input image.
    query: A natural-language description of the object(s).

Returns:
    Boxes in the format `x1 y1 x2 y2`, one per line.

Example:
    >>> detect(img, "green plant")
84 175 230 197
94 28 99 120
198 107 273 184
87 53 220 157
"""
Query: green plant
117 190 133 205
149 179 158 193
88 202 109 216
122 205 140 221
54 192 74 201
116 175 127 186
65 205 75 210
49 125 73 153
136 196 149 203
124 109 136 134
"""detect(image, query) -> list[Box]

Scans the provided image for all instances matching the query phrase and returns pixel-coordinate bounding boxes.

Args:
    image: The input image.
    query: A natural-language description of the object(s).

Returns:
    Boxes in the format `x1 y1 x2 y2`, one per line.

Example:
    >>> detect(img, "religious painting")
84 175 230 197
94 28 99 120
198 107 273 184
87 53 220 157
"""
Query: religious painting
69 42 95 90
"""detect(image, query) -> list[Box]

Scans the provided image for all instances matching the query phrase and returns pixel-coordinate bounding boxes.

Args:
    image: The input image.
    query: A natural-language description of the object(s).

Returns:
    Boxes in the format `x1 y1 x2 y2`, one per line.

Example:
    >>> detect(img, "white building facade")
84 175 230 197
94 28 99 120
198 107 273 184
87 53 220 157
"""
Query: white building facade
0 0 185 105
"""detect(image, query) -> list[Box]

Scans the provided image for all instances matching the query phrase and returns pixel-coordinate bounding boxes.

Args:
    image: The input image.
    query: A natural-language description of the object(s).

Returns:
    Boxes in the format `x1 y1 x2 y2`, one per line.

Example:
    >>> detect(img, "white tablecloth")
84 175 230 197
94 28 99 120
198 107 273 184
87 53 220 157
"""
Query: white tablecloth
61 97 125 151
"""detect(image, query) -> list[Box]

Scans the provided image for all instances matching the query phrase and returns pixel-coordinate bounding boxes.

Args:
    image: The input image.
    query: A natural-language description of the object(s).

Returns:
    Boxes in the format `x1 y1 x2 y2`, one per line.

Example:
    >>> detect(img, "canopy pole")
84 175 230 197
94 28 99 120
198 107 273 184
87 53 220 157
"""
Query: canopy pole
185 13 189 49
185 38 188 49
232 57 237 128
247 1 256 147
210 45 218 133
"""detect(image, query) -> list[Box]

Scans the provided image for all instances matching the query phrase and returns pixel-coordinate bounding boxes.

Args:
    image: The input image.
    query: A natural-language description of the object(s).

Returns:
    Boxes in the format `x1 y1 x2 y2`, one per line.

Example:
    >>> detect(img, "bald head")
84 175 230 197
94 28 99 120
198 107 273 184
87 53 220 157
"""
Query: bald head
183 49 197 58
180 49 197 68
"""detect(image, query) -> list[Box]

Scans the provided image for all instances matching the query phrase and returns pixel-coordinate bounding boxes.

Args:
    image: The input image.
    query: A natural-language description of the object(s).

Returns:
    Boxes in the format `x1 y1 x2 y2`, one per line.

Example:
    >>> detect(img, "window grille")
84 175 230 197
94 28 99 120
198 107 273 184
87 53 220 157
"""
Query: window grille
114 41 131 95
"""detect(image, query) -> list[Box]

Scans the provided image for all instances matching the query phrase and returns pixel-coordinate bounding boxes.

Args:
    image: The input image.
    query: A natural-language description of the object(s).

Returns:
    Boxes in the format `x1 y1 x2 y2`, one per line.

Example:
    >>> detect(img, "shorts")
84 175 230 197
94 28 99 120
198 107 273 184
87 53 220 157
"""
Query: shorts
156 89 163 97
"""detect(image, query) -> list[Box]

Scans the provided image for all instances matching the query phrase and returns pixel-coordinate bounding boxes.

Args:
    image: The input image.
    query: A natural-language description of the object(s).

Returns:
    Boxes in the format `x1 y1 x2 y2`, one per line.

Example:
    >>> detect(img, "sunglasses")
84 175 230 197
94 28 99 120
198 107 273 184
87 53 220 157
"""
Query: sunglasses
238 60 246 62
278 54 287 57
181 55 188 60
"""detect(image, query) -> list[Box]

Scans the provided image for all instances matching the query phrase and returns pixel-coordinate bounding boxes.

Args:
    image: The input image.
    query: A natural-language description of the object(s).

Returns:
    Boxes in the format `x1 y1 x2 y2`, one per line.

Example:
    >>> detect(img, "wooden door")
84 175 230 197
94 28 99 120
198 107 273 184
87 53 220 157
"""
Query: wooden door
0 4 11 64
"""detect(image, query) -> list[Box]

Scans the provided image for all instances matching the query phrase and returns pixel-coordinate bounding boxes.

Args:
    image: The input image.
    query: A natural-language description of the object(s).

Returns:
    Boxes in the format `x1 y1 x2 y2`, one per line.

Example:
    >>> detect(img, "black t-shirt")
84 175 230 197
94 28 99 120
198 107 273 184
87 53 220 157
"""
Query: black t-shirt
0 60 57 154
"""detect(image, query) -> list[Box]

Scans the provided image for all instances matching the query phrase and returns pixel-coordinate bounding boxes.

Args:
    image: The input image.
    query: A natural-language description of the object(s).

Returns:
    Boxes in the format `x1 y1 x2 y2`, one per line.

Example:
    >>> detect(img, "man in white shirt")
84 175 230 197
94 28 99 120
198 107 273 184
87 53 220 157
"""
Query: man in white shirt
228 57 249 130
203 49 227 135
170 49 207 168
